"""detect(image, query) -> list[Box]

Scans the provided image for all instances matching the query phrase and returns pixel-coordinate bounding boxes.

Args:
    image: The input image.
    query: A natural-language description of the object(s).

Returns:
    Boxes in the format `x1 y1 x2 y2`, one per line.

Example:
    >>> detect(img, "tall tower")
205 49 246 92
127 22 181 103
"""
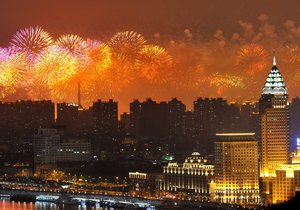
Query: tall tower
259 55 290 204
260 56 289 177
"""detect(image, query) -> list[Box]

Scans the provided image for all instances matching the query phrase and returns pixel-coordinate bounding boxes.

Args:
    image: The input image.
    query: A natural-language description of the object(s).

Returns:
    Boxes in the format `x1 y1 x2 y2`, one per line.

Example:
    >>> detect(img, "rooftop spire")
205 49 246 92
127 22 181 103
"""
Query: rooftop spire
273 49 276 66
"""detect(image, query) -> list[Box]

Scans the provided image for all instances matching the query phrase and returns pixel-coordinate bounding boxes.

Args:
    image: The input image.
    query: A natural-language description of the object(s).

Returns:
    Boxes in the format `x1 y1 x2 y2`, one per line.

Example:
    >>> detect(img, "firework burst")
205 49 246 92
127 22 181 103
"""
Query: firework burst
0 53 26 97
10 26 54 65
34 46 78 87
277 46 300 89
0 48 9 61
109 31 146 60
137 45 173 84
208 72 245 95
235 43 269 76
98 55 135 98
86 39 112 73
55 34 88 61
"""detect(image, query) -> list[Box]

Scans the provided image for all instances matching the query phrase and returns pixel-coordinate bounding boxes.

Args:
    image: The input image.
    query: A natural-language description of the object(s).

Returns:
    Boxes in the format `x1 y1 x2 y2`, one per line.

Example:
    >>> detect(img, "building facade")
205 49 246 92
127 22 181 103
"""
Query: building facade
214 133 260 204
272 146 300 203
0 100 55 141
162 152 214 200
92 99 118 136
34 128 91 166
128 172 163 196
193 98 241 152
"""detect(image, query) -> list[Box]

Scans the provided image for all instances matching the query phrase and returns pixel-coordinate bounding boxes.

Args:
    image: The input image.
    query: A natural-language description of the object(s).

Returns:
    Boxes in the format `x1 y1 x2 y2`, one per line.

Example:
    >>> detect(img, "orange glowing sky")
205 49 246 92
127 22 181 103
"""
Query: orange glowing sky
1 0 300 113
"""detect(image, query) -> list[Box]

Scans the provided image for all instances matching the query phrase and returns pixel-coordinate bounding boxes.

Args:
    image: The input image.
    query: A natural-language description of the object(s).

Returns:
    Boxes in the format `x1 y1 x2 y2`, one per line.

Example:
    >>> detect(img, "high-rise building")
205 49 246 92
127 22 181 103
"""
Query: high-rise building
240 102 259 132
129 98 170 139
0 100 55 141
56 103 80 137
92 99 118 136
182 110 195 140
168 98 186 143
259 57 289 177
290 97 300 152
129 99 141 136
214 133 260 204
56 103 92 138
193 98 240 151
120 112 131 132
259 56 290 204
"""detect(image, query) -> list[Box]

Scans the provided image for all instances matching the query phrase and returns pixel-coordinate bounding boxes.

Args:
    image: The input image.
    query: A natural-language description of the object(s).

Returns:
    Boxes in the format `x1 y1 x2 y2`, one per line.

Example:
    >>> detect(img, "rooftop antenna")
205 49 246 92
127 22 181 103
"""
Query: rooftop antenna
273 49 276 66
78 82 83 110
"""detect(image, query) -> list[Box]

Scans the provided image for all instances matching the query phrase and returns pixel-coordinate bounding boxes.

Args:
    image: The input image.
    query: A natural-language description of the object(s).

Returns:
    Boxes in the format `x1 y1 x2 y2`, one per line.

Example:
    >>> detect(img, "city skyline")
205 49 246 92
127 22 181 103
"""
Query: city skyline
1 1 300 209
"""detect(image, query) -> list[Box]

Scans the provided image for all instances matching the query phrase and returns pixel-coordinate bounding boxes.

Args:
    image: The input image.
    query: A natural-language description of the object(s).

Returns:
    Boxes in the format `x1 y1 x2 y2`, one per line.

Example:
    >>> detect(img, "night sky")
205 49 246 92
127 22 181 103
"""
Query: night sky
1 0 300 112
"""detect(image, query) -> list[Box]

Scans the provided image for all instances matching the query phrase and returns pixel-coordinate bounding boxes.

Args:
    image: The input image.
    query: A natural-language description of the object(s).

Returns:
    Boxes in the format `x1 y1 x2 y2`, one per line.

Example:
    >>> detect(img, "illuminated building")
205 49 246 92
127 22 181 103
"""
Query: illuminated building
128 172 163 196
214 133 260 204
162 152 214 200
33 128 91 175
272 146 300 203
259 56 289 204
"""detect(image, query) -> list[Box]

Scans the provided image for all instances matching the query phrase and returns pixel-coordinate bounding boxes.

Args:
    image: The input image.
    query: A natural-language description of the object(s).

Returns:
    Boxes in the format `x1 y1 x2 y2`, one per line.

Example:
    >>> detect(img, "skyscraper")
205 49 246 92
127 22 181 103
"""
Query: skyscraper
259 56 290 204
129 98 170 139
168 98 186 144
193 98 240 151
290 97 300 152
259 57 289 177
92 99 118 137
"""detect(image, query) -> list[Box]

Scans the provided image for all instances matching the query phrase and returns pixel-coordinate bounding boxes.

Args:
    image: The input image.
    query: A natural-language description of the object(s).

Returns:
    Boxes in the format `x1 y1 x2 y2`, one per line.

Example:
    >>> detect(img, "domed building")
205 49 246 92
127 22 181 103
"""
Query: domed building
161 152 214 200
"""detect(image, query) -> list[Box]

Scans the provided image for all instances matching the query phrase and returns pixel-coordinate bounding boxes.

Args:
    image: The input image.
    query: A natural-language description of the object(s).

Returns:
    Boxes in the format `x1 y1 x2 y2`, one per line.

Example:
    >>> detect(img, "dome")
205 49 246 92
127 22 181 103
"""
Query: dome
262 59 287 95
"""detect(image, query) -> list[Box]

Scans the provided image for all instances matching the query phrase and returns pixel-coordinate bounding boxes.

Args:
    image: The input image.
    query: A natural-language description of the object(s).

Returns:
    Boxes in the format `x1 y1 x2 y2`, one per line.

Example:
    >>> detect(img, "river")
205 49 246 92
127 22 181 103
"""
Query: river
0 199 115 210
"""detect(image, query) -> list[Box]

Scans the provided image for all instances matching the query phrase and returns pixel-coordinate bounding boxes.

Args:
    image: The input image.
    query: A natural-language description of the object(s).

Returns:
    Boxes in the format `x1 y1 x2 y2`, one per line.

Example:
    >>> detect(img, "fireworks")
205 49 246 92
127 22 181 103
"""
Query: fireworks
86 39 112 73
278 46 300 89
34 46 78 87
286 46 300 64
3 26 300 106
209 73 244 88
235 44 269 76
55 34 88 59
10 26 54 65
0 48 10 61
109 31 146 59
137 45 173 84
0 53 26 97
209 72 245 95
99 55 135 98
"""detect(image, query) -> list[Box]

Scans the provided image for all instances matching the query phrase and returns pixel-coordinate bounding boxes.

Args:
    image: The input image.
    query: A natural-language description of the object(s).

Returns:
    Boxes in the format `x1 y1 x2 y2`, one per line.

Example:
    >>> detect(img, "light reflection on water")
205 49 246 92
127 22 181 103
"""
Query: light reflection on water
0 199 114 210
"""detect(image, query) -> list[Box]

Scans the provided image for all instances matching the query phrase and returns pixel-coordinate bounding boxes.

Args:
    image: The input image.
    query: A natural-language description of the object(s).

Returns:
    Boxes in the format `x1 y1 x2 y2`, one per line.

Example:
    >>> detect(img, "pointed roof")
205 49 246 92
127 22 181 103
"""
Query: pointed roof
262 56 287 95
